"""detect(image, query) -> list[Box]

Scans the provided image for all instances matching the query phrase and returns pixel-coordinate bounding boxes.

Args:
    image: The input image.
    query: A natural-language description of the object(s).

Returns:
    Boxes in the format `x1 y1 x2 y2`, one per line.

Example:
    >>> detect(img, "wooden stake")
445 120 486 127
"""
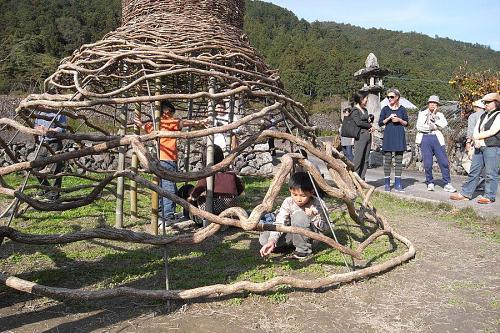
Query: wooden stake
115 102 127 229
150 78 161 235
130 101 140 219
204 76 216 226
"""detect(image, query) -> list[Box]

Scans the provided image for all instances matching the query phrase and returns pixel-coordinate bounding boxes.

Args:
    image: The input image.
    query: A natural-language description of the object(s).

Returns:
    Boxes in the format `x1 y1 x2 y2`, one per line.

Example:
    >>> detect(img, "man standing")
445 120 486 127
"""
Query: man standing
415 95 456 192
34 110 67 201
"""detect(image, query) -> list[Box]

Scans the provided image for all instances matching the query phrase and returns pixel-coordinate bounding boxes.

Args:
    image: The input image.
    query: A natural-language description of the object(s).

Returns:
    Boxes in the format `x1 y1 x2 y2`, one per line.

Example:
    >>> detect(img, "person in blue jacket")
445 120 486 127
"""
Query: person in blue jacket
378 88 409 192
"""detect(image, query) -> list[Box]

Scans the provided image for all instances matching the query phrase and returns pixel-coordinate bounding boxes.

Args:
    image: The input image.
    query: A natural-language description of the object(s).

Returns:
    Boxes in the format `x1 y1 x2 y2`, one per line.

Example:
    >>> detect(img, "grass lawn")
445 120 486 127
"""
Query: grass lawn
0 174 498 303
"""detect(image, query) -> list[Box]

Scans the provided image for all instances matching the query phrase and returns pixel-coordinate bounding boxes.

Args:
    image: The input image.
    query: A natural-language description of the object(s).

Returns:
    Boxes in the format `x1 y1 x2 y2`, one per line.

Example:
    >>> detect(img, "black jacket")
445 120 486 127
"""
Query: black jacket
351 106 372 130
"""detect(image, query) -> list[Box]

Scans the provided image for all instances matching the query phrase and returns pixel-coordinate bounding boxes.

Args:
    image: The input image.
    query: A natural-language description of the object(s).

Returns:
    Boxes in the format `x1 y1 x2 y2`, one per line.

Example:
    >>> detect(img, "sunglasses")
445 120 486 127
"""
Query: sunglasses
387 95 397 99
483 100 494 104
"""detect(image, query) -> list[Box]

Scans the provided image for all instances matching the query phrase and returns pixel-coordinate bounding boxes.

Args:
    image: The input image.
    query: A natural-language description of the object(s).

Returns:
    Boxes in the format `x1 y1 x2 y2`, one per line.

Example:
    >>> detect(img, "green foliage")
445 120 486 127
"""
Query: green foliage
0 0 121 93
450 65 500 113
0 0 498 109
244 1 500 108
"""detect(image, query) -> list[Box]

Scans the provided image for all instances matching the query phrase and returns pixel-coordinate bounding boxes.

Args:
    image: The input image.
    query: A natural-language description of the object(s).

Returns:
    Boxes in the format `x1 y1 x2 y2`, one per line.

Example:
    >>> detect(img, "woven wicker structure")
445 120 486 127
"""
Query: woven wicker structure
0 0 414 301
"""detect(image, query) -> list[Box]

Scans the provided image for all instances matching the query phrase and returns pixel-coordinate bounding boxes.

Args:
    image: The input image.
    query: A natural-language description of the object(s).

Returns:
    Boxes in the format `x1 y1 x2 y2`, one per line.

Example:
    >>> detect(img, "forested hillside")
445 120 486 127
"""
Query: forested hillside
1 0 498 109
0 0 121 93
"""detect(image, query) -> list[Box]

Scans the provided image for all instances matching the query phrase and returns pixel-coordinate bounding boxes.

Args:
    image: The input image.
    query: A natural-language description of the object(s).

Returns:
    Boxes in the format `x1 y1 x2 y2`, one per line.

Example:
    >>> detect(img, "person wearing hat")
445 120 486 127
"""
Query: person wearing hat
378 87 409 192
465 100 486 159
451 92 500 204
415 95 456 192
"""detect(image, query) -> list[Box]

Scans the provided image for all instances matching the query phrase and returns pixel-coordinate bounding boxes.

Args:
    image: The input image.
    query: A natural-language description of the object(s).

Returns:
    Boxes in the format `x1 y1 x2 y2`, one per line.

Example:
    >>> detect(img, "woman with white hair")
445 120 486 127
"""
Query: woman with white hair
451 92 500 204
378 87 409 192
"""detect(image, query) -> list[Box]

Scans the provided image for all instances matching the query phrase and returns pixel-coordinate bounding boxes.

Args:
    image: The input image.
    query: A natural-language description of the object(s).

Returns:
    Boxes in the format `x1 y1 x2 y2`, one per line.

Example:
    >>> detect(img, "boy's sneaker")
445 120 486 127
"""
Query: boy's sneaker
292 251 311 260
443 184 456 193
427 183 435 191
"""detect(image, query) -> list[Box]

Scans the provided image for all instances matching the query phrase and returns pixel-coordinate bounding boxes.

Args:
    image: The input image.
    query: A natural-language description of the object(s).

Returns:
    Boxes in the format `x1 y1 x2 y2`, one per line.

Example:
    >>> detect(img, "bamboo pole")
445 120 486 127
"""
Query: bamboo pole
204 76 216 227
151 78 161 235
183 74 195 173
130 101 140 219
114 102 127 229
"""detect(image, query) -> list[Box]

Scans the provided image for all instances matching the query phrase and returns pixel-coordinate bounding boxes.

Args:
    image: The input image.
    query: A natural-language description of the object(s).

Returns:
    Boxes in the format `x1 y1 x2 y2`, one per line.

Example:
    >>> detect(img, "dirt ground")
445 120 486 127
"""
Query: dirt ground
1 212 499 333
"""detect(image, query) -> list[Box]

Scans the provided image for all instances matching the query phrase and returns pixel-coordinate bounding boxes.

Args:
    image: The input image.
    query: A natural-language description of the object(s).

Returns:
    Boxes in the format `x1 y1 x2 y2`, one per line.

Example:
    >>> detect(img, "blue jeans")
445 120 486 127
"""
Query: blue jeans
421 134 451 184
160 160 177 219
460 146 499 201
342 145 354 161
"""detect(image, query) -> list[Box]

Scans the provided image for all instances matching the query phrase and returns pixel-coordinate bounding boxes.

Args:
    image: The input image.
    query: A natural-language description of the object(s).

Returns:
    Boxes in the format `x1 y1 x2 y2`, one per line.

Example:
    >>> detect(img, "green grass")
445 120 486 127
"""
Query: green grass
1 174 497 303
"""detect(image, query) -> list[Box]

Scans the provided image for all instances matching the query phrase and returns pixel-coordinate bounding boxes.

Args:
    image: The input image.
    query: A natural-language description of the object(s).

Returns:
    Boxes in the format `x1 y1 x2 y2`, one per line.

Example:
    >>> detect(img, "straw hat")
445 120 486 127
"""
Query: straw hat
482 92 500 103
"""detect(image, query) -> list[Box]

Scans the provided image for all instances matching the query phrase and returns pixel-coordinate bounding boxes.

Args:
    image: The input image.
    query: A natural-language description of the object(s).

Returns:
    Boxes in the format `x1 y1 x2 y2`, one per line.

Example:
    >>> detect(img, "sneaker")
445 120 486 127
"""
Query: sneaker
427 183 435 191
292 251 311 259
443 184 456 193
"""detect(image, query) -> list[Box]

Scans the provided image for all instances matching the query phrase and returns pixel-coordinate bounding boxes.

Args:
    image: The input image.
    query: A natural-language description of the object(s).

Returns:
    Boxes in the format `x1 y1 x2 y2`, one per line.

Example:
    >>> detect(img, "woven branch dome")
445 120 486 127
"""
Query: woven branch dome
122 0 245 28
0 0 415 302
17 0 297 121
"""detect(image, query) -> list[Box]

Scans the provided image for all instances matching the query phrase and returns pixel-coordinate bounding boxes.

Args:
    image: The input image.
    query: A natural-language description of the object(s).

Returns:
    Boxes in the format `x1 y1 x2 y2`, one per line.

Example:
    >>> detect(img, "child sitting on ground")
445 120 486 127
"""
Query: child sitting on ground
259 171 329 259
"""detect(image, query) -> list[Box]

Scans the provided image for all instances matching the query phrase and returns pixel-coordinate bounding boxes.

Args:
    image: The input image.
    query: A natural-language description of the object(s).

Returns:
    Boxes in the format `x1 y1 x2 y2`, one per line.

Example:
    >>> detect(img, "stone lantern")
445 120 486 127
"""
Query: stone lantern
353 53 389 123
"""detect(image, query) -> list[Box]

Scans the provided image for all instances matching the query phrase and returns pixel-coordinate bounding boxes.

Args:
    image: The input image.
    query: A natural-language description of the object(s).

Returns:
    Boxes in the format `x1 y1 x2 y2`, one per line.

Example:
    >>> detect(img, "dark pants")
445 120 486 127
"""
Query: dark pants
36 140 64 200
421 134 451 184
268 138 276 156
353 130 371 179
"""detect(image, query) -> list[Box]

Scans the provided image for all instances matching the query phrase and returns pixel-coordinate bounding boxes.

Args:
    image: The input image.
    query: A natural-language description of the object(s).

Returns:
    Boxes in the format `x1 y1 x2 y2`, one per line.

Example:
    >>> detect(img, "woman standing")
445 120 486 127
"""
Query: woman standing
351 91 375 180
379 88 409 192
339 108 355 161
450 92 500 204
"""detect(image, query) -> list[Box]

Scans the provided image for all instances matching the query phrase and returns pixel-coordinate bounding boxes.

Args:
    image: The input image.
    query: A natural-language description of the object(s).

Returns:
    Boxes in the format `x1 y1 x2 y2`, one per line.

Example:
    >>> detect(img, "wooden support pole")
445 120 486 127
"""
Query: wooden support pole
183 74 194 173
204 76 216 227
115 102 127 229
228 95 236 151
151 78 161 235
130 101 140 219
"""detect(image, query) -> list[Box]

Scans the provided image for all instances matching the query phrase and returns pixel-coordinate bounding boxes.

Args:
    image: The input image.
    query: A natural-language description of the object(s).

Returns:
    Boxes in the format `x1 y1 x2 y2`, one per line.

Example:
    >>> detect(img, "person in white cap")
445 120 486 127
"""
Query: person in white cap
416 95 456 192
465 100 486 158
451 92 500 204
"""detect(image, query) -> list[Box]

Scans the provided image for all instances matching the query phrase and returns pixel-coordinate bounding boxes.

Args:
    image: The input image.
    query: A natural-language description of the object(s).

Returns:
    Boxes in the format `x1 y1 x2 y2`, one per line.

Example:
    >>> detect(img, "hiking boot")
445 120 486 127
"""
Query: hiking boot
443 184 456 193
394 177 404 193
384 177 391 192
427 183 435 191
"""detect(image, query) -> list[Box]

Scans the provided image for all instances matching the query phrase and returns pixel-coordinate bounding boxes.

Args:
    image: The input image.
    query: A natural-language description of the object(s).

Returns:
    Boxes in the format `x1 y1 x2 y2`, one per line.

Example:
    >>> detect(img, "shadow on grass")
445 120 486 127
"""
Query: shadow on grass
0 217 407 332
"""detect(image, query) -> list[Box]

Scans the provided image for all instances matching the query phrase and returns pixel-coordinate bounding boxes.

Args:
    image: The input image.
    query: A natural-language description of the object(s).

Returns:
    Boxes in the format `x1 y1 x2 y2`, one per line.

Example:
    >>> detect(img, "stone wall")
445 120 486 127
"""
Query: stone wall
0 142 118 172
0 141 275 176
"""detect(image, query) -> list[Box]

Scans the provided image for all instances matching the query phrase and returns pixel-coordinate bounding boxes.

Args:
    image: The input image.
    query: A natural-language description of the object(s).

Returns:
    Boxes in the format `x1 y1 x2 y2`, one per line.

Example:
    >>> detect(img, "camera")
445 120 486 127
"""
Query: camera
368 114 374 123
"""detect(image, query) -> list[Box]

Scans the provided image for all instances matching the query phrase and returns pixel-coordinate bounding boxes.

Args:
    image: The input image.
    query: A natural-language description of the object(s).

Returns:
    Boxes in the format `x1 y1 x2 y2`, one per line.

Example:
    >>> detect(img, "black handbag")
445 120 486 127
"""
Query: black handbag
340 113 361 139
